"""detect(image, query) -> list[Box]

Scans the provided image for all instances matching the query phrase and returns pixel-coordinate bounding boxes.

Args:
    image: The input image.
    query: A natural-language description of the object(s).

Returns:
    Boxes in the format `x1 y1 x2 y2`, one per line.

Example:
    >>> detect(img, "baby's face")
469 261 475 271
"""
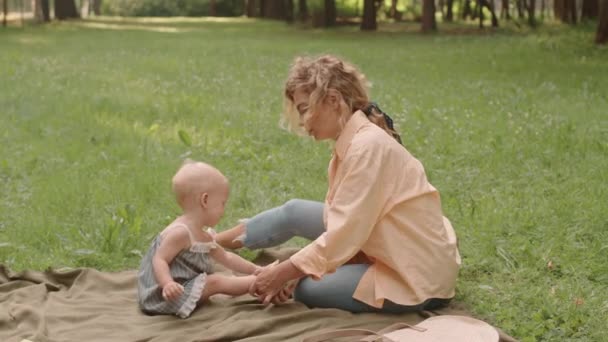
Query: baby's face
205 184 229 227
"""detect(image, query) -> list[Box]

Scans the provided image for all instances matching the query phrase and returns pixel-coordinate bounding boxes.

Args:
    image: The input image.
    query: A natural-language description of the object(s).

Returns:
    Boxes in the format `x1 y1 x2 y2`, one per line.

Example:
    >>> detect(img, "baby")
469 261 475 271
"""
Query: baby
137 160 260 318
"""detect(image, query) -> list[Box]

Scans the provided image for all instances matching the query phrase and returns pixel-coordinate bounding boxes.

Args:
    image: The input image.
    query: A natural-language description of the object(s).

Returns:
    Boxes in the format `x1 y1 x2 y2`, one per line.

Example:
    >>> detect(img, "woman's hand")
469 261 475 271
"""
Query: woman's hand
269 280 297 305
253 260 279 276
249 264 285 304
250 260 304 306
162 281 184 301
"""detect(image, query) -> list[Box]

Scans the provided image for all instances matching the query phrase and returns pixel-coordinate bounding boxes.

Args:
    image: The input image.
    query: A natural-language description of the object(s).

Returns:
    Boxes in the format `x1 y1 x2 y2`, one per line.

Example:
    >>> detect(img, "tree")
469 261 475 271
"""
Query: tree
209 0 217 16
555 0 577 24
446 0 455 21
286 0 294 23
2 0 7 27
390 0 399 19
312 0 336 27
475 0 499 28
540 0 546 19
501 0 511 19
485 0 499 27
597 0 608 44
260 0 287 20
581 0 599 20
298 0 308 22
54 0 79 20
527 0 536 27
361 0 377 30
325 0 336 26
421 0 436 32
554 0 564 18
33 0 50 22
516 0 525 18
41 0 50 21
91 0 102 16
462 0 473 19
245 0 257 17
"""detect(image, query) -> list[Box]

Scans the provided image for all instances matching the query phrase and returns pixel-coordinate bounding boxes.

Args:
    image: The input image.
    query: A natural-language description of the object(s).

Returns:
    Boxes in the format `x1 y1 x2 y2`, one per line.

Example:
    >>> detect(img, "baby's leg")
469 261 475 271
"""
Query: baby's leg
199 274 255 301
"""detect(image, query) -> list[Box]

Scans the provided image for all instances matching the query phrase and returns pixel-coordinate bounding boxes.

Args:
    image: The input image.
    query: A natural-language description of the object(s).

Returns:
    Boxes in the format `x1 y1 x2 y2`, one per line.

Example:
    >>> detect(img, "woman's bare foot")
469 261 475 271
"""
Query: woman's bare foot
215 222 246 249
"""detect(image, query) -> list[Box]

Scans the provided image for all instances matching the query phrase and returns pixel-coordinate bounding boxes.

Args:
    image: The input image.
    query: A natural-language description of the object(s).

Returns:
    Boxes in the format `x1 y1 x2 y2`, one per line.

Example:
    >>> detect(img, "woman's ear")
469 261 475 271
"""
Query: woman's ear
327 89 343 110
200 193 209 208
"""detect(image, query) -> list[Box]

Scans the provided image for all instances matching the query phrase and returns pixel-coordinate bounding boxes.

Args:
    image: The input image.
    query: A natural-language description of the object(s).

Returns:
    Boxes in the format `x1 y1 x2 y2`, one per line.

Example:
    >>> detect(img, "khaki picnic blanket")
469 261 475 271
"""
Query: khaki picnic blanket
0 247 517 342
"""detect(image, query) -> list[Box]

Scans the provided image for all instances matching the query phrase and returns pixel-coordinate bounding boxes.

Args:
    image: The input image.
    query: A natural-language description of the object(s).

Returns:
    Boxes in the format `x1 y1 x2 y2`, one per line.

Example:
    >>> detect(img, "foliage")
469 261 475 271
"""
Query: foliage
102 0 244 17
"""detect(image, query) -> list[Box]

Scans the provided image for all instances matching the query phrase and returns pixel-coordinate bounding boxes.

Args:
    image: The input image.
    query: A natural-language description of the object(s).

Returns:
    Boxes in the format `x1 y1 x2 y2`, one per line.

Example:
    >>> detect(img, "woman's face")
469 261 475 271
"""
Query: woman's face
293 88 342 141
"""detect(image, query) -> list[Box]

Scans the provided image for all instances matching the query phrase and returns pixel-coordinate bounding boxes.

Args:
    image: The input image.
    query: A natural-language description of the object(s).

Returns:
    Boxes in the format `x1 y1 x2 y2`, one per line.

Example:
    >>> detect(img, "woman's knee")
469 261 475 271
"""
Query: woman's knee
280 199 307 222
293 277 321 306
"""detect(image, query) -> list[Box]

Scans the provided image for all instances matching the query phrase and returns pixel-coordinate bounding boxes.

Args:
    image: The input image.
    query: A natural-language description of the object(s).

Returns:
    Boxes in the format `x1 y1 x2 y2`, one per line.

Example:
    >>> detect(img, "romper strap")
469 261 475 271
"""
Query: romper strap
164 223 197 246
163 224 217 253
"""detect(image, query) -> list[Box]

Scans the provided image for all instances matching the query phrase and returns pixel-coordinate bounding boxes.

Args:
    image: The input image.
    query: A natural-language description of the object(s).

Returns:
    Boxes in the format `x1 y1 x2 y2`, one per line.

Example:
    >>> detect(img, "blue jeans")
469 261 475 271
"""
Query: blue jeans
243 199 449 313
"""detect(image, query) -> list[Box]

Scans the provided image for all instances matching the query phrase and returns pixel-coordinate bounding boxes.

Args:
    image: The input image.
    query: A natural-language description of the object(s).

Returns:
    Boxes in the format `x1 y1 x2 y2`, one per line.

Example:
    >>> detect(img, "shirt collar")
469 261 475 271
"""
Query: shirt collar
334 110 368 160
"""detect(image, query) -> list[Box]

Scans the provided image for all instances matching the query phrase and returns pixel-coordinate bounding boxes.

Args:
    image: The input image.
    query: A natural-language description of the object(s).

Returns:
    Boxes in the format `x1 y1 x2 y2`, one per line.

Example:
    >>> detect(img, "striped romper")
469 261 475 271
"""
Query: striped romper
137 224 216 318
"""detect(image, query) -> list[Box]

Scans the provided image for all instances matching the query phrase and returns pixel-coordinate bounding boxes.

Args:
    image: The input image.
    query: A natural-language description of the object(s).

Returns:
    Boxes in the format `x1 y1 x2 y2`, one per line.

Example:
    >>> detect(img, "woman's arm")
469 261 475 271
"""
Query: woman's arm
290 144 388 279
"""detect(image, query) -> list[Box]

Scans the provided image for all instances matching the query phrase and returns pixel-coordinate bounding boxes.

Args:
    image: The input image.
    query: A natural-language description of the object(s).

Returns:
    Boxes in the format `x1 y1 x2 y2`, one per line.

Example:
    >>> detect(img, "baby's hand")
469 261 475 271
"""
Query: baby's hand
162 281 184 301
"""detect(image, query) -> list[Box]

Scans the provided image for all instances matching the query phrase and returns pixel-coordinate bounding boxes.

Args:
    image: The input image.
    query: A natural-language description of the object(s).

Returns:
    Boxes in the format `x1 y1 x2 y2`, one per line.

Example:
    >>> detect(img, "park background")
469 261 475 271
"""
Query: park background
1 0 607 341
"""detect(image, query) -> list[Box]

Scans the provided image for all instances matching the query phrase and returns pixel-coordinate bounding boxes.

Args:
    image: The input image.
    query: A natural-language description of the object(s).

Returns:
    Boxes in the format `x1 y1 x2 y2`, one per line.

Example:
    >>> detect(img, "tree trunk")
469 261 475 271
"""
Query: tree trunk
488 0 499 26
2 0 6 27
286 0 294 23
325 0 336 26
478 0 483 27
262 0 286 20
501 0 511 19
54 0 80 20
554 0 564 19
19 0 23 25
390 0 398 18
91 0 101 15
446 0 454 20
79 0 88 17
312 0 336 27
298 0 308 22
41 0 50 20
246 0 257 17
439 0 445 17
516 0 525 18
361 0 377 30
569 0 577 23
34 0 43 22
556 0 577 23
596 0 608 44
209 0 216 16
540 0 545 18
581 0 598 20
527 0 536 26
421 0 436 32
561 0 577 23
462 0 473 19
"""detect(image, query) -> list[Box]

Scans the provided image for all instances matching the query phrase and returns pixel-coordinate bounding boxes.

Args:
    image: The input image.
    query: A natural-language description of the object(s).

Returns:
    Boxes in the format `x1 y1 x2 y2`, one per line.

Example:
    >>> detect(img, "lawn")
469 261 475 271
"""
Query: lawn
1 18 606 341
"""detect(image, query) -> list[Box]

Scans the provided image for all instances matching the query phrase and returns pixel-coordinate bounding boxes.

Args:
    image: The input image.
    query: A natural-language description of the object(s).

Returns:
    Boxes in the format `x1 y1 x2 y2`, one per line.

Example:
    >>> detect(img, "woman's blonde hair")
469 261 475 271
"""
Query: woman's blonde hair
282 55 400 142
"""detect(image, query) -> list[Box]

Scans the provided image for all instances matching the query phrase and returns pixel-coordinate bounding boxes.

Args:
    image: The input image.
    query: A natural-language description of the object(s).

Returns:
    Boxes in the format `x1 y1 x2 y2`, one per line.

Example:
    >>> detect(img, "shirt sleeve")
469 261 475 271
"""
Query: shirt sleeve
290 143 388 279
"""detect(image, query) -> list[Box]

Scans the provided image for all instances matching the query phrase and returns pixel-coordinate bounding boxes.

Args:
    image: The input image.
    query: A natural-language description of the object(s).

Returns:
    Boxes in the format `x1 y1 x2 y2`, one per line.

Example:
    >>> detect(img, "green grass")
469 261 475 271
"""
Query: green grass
1 18 607 341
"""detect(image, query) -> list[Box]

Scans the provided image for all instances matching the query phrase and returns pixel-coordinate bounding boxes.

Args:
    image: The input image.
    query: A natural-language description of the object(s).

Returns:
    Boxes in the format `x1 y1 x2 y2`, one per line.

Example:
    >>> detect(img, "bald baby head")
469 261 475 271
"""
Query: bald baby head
172 160 228 211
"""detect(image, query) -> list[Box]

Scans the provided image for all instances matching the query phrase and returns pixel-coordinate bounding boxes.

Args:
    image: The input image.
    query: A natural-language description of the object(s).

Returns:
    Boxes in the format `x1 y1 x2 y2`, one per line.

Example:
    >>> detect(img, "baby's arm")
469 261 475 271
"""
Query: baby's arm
209 246 259 275
153 229 190 300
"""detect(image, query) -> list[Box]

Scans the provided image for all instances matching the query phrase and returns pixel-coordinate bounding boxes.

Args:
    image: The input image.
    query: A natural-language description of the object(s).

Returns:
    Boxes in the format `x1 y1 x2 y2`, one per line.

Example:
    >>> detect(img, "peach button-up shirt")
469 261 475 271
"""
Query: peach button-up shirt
290 111 461 308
